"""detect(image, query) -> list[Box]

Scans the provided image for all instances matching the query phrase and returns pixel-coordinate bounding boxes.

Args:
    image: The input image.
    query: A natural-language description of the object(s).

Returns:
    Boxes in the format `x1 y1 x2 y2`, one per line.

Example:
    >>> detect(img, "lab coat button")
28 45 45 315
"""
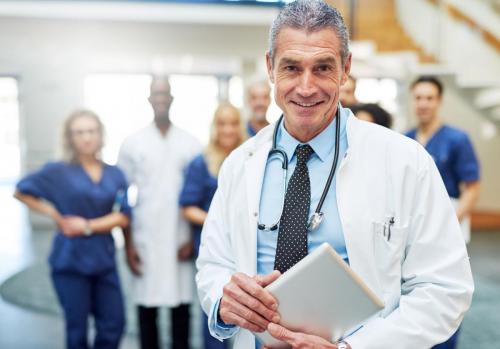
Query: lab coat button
253 212 258 217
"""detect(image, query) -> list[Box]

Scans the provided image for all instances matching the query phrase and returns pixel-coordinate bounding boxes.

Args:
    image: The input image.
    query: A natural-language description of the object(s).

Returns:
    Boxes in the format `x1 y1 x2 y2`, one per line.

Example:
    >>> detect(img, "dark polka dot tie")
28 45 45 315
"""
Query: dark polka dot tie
274 144 314 273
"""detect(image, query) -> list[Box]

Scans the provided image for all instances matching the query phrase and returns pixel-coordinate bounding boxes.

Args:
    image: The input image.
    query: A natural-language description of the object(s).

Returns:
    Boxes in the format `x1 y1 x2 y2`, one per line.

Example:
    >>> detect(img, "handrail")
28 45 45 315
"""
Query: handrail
426 0 500 53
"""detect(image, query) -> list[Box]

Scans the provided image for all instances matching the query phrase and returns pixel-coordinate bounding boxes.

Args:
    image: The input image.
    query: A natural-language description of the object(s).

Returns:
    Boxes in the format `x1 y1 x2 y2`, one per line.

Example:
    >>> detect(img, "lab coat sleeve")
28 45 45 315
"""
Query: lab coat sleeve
196 160 240 340
346 150 474 349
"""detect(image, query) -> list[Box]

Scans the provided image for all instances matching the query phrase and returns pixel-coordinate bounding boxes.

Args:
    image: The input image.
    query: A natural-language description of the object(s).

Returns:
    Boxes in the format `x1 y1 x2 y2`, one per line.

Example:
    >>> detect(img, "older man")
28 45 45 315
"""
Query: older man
247 80 272 137
196 1 473 348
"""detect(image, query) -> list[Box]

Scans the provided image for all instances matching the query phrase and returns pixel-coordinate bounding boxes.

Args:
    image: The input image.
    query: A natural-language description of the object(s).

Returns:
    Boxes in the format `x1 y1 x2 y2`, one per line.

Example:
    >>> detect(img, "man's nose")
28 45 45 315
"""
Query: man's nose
296 71 317 98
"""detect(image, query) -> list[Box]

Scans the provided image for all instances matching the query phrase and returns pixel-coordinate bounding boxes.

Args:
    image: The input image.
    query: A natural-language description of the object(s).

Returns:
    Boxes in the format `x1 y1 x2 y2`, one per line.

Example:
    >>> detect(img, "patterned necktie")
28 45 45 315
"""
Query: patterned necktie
274 144 314 273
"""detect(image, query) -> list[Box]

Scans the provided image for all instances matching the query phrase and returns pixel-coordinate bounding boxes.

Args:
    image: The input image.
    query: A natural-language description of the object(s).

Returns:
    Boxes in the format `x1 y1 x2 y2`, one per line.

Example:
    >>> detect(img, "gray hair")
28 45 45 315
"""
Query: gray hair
268 0 350 65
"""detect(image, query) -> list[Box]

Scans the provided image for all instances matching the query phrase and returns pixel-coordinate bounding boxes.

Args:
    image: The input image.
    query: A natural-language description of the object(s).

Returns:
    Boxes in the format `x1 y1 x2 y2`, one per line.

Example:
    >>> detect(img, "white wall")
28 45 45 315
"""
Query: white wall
0 17 271 172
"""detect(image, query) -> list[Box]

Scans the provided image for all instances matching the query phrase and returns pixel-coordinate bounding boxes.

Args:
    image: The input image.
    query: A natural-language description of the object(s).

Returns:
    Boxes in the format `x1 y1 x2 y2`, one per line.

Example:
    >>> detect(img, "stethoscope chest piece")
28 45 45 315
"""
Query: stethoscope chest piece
307 212 324 231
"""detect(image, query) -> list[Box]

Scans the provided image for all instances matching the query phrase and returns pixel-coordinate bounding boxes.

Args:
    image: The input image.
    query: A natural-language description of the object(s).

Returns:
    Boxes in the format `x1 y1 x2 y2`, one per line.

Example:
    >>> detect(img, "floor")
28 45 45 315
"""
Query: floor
1 182 499 349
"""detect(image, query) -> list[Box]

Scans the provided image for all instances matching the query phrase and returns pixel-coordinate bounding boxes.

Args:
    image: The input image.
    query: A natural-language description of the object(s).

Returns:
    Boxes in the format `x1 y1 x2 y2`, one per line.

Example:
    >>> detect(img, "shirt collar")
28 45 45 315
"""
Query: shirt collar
277 107 348 163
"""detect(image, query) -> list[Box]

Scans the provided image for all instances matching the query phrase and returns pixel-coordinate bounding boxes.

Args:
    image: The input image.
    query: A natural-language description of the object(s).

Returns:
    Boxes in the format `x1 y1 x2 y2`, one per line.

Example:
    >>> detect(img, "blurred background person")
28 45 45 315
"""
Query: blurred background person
179 102 245 349
407 76 480 244
339 75 358 108
117 76 201 349
13 110 131 349
246 79 271 137
351 103 393 128
406 76 481 349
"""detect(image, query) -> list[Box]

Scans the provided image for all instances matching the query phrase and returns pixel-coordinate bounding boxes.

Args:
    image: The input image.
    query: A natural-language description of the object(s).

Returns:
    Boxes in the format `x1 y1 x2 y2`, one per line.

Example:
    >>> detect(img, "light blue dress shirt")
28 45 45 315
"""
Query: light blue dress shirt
210 109 350 341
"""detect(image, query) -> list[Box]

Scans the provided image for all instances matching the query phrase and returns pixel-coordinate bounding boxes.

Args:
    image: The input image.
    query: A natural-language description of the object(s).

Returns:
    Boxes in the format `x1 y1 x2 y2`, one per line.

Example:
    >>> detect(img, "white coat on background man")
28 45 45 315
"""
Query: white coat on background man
196 1 473 349
118 76 201 349
119 123 200 305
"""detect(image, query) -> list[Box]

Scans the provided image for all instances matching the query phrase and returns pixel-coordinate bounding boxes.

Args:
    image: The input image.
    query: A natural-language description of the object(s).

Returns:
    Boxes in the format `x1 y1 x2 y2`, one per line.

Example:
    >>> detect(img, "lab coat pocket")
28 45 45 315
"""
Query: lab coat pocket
372 221 407 306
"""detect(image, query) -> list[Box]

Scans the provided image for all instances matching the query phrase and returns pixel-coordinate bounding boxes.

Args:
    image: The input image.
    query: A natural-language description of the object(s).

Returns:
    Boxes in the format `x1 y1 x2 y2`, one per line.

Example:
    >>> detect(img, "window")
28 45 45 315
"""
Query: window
84 73 220 164
0 77 20 182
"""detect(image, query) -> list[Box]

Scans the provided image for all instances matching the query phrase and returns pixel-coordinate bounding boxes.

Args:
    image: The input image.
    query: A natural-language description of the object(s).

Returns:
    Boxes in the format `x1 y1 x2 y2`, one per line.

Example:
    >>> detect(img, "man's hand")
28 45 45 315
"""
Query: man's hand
263 323 349 349
177 240 194 261
126 243 142 276
219 270 281 333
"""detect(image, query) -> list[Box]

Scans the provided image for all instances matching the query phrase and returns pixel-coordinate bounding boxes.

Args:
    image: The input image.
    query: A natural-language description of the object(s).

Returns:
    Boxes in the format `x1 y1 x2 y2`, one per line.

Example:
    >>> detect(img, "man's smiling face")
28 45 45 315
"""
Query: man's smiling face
267 27 351 142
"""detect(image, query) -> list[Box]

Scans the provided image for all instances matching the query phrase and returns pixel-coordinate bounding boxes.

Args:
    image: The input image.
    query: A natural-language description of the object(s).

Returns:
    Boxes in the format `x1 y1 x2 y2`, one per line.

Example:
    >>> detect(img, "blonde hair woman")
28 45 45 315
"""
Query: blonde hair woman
14 109 131 349
179 103 245 349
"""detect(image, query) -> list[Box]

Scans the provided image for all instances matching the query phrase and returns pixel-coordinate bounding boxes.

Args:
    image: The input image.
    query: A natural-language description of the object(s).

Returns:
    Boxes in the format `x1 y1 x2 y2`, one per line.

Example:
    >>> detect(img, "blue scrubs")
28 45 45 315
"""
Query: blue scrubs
406 125 479 349
16 161 131 349
406 125 480 198
179 154 225 349
247 122 257 137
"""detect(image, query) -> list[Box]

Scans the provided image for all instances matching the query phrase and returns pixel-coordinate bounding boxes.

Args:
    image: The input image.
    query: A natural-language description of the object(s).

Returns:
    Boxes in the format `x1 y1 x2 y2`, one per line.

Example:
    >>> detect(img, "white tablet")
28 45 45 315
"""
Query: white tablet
255 243 384 348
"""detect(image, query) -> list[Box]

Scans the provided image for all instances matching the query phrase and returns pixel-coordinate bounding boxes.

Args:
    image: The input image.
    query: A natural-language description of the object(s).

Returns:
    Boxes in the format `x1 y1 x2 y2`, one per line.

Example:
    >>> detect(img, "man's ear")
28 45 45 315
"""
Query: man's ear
340 52 352 85
266 52 274 84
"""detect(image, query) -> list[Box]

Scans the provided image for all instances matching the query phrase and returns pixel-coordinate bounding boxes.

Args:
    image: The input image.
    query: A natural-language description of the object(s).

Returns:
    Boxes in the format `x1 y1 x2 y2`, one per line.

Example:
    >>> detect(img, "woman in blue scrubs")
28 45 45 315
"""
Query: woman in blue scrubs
14 110 131 349
179 103 245 349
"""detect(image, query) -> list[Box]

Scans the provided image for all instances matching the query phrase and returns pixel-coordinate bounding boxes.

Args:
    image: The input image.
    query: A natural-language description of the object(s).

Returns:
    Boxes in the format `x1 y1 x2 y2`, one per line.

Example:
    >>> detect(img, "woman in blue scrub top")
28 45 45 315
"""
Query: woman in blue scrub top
179 103 245 349
14 110 131 349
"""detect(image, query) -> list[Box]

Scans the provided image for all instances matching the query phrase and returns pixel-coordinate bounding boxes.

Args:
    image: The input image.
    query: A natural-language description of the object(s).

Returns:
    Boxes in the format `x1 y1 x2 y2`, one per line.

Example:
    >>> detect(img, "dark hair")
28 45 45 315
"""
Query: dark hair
411 76 443 96
351 103 393 129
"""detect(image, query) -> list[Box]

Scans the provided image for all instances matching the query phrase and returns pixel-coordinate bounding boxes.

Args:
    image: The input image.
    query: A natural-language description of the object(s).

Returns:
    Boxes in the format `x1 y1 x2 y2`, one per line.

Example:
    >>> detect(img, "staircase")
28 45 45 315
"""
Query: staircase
327 0 500 126
352 0 436 63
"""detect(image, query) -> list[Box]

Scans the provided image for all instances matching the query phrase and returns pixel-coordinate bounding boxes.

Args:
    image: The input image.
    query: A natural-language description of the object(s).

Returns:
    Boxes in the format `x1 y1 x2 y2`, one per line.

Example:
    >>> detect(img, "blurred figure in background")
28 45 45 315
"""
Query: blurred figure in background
246 80 271 136
406 76 481 349
118 76 201 349
339 75 358 108
14 110 131 349
351 103 393 129
179 103 245 349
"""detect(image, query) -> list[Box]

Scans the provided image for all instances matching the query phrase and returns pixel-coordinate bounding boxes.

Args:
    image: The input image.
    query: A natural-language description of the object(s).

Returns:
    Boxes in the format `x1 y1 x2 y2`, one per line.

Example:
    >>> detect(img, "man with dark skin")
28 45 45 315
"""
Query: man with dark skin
119 77 201 349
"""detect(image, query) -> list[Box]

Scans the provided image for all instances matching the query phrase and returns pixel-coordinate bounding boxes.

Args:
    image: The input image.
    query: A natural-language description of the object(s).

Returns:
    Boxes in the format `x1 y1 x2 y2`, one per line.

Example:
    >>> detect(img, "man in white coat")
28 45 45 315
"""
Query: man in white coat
118 76 201 349
196 1 474 348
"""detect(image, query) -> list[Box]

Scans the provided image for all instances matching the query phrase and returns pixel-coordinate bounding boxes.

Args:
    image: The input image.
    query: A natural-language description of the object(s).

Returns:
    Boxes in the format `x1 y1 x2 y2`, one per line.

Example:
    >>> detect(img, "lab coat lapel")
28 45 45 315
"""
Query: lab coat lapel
243 134 272 275
338 115 383 295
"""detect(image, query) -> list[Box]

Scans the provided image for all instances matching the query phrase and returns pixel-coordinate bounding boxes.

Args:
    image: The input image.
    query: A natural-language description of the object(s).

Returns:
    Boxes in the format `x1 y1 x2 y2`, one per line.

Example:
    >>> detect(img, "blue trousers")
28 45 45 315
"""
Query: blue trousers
202 311 227 349
432 328 460 349
51 269 125 349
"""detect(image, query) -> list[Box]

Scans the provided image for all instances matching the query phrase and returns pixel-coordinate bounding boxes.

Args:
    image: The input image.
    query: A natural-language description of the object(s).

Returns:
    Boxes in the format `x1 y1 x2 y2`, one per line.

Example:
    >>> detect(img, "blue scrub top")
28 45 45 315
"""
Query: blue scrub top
247 122 257 137
16 161 131 274
406 125 480 198
179 154 218 257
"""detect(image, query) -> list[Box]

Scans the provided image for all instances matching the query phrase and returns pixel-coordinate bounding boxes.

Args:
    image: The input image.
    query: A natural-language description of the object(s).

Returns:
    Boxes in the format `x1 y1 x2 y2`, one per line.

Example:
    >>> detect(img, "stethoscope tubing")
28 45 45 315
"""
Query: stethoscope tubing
258 107 342 232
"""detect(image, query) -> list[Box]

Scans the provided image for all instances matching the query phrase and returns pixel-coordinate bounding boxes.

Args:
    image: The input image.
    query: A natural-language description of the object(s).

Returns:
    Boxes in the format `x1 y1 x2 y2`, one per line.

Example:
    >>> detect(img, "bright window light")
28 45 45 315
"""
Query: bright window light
84 74 153 165
84 73 220 165
0 77 20 182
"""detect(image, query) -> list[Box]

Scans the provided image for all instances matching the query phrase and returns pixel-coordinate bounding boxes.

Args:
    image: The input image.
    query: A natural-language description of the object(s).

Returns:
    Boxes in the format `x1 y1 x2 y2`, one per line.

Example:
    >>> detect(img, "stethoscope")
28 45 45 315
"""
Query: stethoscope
257 106 342 232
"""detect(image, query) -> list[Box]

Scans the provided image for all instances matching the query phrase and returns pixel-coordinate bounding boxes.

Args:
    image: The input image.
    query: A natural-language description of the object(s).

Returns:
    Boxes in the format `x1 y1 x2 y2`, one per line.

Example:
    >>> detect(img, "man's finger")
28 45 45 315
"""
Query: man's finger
267 323 297 344
233 273 278 310
222 296 272 330
254 270 281 288
224 281 278 322
219 309 266 333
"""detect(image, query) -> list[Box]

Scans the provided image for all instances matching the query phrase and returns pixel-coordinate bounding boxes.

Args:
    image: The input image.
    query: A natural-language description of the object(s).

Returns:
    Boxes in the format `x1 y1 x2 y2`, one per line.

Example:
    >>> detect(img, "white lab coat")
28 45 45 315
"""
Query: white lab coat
119 124 201 306
196 113 474 349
